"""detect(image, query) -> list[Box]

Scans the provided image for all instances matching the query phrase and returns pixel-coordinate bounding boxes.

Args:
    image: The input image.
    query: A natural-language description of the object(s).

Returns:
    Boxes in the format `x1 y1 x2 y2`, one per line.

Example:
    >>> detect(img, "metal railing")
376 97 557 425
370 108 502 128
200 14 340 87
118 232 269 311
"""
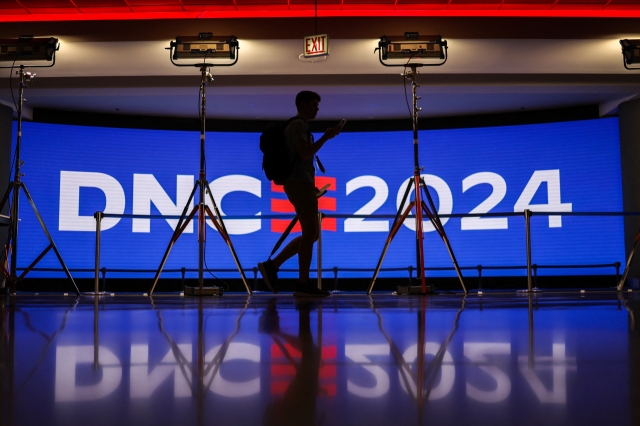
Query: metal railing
82 209 630 294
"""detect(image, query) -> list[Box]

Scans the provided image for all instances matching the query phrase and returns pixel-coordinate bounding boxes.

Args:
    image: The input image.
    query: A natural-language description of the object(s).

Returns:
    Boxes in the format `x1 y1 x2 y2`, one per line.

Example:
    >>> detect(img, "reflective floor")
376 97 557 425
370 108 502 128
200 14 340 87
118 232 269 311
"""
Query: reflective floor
1 290 638 426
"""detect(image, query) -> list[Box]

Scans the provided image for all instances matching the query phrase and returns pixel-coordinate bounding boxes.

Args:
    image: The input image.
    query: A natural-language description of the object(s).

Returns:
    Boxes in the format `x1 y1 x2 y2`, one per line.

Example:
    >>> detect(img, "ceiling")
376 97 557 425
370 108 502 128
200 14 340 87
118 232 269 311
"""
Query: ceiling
4 0 640 21
0 16 639 123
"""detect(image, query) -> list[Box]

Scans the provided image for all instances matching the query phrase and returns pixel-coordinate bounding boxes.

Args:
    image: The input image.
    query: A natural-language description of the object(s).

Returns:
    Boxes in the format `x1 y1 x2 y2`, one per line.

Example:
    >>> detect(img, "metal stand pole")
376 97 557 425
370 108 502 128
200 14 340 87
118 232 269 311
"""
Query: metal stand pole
0 66 78 295
148 64 250 296
368 65 466 295
94 212 103 295
93 296 100 370
317 212 323 290
525 209 533 292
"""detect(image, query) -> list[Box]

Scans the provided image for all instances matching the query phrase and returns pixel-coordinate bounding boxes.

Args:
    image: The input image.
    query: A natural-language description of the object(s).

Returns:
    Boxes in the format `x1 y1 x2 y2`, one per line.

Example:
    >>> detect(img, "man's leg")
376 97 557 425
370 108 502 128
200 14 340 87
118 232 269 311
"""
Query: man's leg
272 213 318 277
272 235 302 269
296 214 318 283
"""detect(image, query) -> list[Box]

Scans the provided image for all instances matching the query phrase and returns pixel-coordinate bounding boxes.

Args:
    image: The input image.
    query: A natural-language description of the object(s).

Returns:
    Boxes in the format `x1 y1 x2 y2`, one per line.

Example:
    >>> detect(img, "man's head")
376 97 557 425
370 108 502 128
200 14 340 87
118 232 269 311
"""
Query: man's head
295 90 321 121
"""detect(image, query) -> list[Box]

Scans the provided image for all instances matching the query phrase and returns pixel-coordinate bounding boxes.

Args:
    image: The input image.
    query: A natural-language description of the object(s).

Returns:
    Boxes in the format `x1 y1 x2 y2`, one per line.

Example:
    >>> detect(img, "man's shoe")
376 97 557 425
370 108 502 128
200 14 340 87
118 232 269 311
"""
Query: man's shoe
293 282 330 297
258 260 278 293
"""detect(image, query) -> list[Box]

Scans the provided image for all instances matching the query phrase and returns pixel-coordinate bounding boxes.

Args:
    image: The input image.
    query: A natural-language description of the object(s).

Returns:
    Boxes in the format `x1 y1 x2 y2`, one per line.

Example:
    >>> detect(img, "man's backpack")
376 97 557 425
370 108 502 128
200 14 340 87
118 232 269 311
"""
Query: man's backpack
260 117 302 185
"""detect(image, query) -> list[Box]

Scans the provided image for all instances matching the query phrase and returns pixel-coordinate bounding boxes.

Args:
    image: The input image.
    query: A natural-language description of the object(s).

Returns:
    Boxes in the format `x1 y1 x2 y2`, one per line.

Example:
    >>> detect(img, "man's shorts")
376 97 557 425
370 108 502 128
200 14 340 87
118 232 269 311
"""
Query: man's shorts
283 180 318 220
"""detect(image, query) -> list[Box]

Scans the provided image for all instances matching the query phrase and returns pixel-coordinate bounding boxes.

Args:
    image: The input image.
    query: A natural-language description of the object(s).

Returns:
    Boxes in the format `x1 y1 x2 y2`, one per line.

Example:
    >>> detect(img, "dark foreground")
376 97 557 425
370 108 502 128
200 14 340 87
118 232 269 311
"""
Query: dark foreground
1 289 638 426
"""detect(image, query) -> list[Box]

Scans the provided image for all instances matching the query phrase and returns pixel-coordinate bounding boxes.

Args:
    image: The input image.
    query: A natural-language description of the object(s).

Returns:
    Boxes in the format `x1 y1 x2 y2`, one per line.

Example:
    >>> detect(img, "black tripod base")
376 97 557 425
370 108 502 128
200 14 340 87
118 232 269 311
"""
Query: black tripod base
184 285 223 296
397 285 434 295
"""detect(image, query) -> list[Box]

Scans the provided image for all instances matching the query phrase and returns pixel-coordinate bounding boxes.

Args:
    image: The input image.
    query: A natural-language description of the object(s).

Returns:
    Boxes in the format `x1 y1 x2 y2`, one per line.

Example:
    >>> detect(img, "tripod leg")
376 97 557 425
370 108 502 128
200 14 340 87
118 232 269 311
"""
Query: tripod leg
0 184 14 286
424 205 466 293
204 182 251 293
419 177 445 231
413 175 427 293
21 183 80 295
368 178 415 294
368 201 416 295
394 177 414 232
0 182 13 213
175 183 199 233
18 243 52 279
149 207 198 295
149 182 199 295
419 181 467 294
1 213 12 276
204 181 237 240
203 205 251 295
1 238 10 280
618 228 640 291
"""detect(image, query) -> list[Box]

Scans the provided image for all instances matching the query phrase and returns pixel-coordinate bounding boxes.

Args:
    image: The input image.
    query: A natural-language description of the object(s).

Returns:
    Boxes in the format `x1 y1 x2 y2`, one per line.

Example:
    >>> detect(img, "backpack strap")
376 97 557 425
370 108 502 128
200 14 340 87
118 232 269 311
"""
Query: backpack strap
285 116 325 174
284 116 306 157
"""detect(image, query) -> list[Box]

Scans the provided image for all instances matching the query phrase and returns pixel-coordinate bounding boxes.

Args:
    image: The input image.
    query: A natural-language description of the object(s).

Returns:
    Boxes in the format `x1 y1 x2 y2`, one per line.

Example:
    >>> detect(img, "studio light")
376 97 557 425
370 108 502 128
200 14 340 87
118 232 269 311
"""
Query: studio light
151 30 248 297
377 33 446 63
0 35 58 63
369 31 465 296
620 39 640 70
169 32 238 65
0 34 76 295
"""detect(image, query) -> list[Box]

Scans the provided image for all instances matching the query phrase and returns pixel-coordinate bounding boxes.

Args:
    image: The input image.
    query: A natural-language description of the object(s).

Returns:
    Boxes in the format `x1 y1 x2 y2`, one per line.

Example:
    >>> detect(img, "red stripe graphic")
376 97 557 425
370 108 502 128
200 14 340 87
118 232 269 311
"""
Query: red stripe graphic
270 342 337 396
270 176 338 233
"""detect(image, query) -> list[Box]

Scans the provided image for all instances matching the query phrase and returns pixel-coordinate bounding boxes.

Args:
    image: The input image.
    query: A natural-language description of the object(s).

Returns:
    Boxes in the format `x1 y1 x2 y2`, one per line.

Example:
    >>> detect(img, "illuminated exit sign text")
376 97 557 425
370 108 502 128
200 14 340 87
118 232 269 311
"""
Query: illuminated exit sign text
304 34 329 57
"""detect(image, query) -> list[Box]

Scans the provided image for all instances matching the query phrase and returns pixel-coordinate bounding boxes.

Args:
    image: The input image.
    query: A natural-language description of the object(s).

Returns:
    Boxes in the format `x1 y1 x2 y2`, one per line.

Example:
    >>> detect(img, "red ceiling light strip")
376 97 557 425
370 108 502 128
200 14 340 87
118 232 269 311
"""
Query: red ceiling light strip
2 8 640 21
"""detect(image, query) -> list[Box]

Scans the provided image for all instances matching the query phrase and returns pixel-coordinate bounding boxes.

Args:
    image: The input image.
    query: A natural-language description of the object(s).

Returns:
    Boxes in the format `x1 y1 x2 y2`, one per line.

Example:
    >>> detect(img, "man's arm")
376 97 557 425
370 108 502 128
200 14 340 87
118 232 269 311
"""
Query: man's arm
294 126 342 161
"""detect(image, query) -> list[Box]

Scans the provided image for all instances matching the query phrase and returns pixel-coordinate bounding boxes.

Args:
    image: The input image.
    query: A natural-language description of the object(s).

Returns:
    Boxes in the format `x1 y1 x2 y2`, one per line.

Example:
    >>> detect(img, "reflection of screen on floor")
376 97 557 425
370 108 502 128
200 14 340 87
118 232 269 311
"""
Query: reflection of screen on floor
317 183 330 198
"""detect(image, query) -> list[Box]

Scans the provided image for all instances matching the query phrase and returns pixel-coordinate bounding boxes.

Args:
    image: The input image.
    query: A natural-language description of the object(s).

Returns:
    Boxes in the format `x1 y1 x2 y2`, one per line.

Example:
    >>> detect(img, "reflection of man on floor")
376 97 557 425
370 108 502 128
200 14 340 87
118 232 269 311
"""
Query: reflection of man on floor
261 300 321 426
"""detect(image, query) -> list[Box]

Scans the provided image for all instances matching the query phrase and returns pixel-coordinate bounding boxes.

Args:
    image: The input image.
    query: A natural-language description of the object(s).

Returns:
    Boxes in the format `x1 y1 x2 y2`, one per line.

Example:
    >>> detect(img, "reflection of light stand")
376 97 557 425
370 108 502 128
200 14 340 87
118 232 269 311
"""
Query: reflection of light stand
368 36 466 294
0 63 79 295
150 296 249 424
369 295 465 406
149 35 250 296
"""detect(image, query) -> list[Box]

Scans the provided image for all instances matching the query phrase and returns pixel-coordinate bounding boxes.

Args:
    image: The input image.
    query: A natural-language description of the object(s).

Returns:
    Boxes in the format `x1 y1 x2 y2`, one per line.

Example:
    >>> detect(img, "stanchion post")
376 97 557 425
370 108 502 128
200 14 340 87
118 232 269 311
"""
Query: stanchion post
101 267 107 292
525 209 533 292
94 211 103 295
252 266 258 291
317 212 323 290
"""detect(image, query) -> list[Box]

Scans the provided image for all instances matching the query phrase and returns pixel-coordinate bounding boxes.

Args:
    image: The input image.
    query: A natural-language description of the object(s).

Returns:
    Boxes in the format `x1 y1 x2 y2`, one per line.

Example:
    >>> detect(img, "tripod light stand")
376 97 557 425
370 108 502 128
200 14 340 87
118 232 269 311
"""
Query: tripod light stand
149 33 251 296
368 33 467 295
616 39 640 290
0 37 79 295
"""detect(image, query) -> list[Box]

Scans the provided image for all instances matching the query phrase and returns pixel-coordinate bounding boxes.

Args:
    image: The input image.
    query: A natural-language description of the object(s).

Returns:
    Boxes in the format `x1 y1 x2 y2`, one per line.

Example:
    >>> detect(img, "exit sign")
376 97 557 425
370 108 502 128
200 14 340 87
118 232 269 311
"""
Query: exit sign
303 34 329 57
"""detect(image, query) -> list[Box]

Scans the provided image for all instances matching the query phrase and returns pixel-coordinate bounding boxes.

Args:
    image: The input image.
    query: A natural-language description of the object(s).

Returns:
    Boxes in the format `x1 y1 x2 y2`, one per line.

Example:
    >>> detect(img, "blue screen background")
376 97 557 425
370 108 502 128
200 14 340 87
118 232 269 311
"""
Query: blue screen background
11 118 624 279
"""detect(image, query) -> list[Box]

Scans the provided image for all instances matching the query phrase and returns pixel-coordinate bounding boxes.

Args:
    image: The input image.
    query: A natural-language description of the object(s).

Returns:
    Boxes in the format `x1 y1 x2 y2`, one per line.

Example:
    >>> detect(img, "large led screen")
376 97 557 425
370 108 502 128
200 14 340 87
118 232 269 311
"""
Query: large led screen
11 118 624 279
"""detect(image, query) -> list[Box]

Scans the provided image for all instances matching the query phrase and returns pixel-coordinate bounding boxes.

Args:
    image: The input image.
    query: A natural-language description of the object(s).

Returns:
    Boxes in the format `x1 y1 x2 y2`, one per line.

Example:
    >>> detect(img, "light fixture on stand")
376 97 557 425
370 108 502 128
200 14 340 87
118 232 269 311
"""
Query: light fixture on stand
620 39 640 70
368 32 467 295
0 36 79 295
148 33 250 296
